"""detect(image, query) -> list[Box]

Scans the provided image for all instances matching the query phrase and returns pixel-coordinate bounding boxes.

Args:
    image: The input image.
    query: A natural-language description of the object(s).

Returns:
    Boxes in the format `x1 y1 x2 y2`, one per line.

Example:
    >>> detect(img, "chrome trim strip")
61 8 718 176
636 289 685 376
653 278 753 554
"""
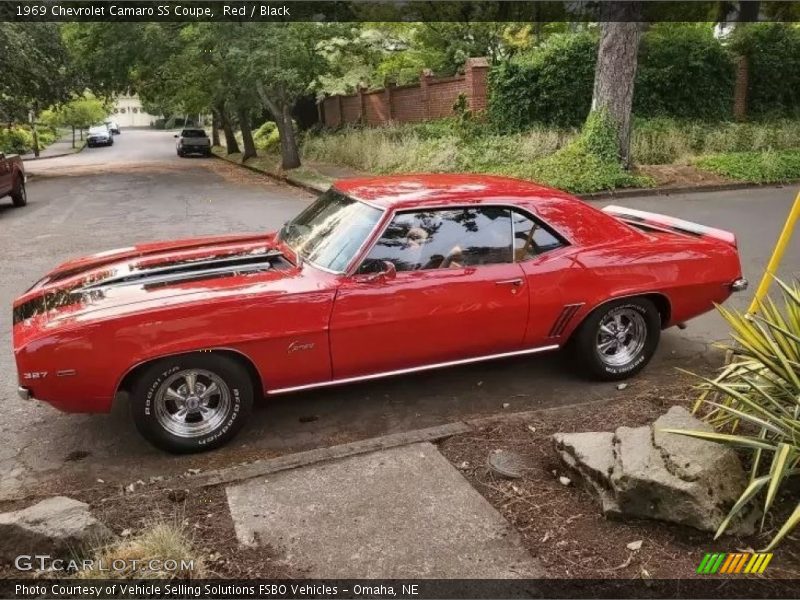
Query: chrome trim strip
267 344 560 395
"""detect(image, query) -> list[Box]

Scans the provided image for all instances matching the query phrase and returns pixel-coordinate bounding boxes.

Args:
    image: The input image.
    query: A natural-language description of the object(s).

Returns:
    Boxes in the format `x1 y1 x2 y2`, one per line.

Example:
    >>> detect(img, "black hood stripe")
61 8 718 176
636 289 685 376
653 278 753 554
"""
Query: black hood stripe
13 251 290 325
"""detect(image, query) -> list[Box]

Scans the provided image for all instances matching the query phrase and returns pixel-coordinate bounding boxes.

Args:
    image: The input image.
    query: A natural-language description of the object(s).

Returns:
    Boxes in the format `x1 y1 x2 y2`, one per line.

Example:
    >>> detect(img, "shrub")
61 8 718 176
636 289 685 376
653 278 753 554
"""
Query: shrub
253 121 280 153
664 279 800 550
0 126 34 154
514 110 651 193
635 24 735 119
694 150 800 183
488 32 597 131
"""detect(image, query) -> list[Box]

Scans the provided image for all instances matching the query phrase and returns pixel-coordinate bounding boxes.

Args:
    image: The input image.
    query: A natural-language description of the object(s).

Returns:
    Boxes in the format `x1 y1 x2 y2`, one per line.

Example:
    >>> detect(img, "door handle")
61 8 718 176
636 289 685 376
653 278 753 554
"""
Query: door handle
495 278 524 287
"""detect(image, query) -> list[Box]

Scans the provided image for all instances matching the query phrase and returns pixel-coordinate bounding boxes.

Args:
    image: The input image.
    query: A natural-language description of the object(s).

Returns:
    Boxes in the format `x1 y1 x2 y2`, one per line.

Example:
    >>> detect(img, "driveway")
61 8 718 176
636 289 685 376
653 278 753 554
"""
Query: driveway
1 128 797 499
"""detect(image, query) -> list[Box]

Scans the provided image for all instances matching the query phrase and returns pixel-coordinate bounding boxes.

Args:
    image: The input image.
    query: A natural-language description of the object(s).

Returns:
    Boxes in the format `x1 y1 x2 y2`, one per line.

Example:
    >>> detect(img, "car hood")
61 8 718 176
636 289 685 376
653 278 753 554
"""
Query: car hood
13 232 299 328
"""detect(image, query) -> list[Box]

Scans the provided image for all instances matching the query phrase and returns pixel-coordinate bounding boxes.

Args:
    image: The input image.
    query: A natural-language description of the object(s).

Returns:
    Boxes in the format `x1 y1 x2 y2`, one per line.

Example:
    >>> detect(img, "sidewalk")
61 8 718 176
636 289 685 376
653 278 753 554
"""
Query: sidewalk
22 131 85 161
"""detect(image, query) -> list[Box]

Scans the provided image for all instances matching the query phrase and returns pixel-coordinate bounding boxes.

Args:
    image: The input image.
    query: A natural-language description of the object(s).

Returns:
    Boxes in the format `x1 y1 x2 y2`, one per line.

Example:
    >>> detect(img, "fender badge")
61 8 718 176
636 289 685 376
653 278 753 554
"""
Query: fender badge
287 341 314 354
57 369 77 377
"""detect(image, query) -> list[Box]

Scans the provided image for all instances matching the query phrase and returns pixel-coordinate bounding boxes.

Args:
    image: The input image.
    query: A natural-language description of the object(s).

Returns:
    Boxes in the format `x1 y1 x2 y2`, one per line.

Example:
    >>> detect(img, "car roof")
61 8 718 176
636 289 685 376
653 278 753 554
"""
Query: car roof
333 173 639 247
333 174 575 211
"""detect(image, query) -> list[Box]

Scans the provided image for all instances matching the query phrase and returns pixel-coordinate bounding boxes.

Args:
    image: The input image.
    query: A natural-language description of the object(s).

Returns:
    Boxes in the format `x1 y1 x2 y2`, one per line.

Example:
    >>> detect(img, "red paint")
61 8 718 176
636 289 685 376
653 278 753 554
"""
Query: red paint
12 175 744 414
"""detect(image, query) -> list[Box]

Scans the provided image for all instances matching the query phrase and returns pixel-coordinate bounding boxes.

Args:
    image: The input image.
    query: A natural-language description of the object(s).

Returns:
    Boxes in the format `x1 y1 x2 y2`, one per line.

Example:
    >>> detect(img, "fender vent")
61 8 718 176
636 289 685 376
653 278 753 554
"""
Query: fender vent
548 303 584 337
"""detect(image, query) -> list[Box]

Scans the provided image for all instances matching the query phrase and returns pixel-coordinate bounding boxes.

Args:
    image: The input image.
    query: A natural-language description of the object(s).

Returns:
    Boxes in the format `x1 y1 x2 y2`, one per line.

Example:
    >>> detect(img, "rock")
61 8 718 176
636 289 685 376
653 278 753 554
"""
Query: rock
552 406 755 535
627 540 642 551
558 476 572 486
0 497 115 560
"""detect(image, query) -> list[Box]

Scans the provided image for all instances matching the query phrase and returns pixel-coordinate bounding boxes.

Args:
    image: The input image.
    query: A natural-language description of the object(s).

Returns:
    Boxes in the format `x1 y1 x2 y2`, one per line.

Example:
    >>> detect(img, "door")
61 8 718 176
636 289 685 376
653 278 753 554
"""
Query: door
0 154 10 196
329 206 530 379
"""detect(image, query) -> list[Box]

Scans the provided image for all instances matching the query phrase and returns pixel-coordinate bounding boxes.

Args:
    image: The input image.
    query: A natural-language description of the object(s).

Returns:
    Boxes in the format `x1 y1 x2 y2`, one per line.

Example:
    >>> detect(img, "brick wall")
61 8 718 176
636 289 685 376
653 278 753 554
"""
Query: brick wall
321 57 489 128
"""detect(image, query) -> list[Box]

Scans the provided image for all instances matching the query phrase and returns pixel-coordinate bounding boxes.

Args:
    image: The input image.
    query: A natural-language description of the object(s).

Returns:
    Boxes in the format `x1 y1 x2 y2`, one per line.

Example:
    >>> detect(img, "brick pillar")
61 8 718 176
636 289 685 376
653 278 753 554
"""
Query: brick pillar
733 55 748 122
464 57 490 113
420 69 434 120
358 84 367 124
385 81 395 122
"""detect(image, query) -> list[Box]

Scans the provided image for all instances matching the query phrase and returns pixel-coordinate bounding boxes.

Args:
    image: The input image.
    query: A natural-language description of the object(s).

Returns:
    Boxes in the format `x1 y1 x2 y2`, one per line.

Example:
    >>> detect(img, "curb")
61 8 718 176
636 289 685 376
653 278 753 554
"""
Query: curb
22 142 86 162
188 421 471 489
578 180 800 201
212 151 328 195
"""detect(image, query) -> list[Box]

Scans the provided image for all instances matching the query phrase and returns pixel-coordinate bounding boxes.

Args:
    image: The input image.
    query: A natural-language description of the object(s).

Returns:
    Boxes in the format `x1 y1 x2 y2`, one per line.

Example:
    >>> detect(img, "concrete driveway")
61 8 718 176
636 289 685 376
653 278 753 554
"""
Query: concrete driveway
1 128 797 499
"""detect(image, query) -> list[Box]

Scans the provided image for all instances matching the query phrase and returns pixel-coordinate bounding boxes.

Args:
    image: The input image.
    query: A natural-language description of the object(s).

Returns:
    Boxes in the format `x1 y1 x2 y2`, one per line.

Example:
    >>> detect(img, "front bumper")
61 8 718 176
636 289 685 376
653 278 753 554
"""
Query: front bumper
730 278 749 292
17 386 32 401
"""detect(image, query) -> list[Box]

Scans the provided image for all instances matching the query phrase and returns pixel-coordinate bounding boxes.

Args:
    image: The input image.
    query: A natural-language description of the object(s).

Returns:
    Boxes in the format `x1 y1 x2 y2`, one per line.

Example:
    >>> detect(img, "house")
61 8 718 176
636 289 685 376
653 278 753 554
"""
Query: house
110 94 159 128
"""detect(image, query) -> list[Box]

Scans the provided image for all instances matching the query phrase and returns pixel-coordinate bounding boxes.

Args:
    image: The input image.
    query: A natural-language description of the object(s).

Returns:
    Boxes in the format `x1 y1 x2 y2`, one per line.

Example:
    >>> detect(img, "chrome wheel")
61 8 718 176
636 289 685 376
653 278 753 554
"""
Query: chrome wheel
595 307 647 367
153 369 231 439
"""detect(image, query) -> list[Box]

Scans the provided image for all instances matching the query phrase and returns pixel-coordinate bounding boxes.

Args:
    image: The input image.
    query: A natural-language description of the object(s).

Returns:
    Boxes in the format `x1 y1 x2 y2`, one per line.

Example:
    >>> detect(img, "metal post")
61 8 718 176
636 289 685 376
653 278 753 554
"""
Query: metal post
746 189 800 315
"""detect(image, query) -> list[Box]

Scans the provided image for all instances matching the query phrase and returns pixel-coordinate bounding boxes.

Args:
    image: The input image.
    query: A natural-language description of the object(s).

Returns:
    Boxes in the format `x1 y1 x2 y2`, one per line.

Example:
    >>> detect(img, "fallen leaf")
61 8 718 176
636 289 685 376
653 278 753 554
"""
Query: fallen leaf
617 383 628 390
121 528 132 537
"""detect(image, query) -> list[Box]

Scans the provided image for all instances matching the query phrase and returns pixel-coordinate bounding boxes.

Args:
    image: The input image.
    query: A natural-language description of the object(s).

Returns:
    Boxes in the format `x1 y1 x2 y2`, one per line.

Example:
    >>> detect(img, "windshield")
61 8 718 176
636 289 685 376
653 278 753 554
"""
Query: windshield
181 130 206 138
279 189 383 273
89 127 107 134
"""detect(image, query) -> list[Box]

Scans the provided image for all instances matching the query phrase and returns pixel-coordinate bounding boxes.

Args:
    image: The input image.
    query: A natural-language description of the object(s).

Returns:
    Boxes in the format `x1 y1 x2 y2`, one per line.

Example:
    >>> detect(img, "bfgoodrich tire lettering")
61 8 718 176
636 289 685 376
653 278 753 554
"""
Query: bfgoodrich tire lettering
572 297 661 381
131 353 253 453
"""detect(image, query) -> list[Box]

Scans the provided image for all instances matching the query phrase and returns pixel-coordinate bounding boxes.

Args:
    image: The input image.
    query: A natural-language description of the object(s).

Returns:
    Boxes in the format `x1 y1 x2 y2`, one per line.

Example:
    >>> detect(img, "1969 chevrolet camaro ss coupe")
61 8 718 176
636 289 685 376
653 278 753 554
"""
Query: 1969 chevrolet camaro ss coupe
13 174 748 453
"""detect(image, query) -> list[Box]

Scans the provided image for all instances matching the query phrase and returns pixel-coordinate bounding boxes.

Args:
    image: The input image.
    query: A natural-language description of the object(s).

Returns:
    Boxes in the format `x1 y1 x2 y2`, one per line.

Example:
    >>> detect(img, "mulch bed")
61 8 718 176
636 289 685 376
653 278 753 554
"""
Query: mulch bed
0 485 300 580
437 376 800 580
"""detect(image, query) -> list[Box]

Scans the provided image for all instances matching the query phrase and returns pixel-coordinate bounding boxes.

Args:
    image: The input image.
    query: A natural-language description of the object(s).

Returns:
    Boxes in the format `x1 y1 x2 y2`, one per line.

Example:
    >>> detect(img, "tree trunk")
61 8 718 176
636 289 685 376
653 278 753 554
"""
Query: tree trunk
256 83 301 170
220 108 240 155
237 107 257 161
211 110 220 146
590 1 642 168
71 126 75 149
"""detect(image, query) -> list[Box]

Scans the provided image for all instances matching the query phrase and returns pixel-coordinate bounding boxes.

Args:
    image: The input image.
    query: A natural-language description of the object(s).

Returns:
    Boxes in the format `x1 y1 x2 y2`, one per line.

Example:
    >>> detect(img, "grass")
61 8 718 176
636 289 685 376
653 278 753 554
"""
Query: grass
77 520 204 579
693 149 800 183
303 118 800 172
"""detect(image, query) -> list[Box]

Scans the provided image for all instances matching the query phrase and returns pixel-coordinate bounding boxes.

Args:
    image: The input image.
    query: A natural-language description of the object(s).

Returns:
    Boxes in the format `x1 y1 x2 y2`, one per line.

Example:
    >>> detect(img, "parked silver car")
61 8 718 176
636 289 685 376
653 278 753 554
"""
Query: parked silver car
175 128 211 157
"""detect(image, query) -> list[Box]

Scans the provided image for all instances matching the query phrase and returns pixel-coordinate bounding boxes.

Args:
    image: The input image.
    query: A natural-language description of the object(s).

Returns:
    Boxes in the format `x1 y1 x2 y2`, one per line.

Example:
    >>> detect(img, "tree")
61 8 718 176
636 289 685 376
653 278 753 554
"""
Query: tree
46 92 108 147
1 23 80 155
589 2 643 168
240 23 349 169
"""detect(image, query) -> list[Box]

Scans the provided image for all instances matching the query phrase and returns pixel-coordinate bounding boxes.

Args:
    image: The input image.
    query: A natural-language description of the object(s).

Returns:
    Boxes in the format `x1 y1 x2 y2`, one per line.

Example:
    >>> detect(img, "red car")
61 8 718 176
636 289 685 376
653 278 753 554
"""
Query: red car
12 175 747 453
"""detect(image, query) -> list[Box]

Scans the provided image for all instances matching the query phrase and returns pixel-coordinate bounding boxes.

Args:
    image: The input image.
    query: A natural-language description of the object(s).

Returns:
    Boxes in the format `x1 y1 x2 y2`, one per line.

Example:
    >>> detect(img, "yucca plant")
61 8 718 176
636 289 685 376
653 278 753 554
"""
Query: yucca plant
661 278 800 551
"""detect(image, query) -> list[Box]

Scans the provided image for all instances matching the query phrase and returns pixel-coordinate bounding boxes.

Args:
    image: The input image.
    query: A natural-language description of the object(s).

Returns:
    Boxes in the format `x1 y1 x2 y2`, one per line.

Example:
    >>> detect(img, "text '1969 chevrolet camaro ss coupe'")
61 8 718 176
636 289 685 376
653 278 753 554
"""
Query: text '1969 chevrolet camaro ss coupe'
12 174 748 453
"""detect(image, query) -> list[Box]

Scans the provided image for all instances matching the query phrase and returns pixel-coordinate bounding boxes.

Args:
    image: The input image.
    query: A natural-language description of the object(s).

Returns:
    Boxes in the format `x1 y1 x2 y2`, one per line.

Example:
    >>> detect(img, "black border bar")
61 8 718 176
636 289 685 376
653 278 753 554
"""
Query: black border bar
2 1 800 23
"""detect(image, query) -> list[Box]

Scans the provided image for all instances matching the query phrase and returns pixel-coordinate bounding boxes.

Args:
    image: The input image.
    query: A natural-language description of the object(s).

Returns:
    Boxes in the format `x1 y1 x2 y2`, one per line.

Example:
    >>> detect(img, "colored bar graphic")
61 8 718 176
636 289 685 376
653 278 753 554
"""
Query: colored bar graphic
698 552 774 575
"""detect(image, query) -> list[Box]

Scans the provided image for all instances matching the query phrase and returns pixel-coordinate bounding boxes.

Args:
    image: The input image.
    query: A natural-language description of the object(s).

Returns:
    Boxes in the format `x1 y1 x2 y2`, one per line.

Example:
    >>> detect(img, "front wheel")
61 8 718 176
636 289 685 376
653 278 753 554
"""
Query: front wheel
572 298 661 381
131 353 254 453
11 177 27 207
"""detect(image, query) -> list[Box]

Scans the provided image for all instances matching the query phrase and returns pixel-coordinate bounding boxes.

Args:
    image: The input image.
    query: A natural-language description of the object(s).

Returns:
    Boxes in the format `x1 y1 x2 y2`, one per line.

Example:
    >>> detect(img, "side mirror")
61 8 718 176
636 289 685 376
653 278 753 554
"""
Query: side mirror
173 134 179 138
354 260 396 283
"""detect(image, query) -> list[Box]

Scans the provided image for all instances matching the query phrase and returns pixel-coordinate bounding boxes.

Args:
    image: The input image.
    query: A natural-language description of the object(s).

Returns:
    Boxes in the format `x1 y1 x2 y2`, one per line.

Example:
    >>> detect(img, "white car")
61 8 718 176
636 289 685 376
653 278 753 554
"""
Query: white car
106 121 121 135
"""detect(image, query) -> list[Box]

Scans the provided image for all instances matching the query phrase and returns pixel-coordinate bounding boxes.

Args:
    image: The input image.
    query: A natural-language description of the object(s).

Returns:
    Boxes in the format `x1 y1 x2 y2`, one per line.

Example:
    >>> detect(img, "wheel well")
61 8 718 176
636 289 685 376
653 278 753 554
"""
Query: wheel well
641 293 671 327
115 349 265 400
570 293 672 339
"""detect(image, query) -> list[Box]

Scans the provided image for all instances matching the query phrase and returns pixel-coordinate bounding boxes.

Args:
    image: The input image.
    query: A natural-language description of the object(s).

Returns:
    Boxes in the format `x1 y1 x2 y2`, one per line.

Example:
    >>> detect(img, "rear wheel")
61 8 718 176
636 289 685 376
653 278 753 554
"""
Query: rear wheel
10 176 27 207
572 297 660 381
131 353 253 453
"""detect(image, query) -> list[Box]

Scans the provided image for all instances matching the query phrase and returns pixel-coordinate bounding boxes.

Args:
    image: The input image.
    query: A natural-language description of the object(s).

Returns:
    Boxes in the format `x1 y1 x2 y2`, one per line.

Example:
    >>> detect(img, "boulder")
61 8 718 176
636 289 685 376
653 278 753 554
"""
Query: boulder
552 406 755 534
0 496 115 560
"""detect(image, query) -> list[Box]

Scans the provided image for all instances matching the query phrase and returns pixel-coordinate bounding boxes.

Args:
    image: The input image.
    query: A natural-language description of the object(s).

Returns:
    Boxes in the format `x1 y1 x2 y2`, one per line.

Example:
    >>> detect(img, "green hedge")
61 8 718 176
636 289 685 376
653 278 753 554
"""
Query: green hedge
732 24 800 117
634 25 734 119
488 33 596 131
489 24 798 131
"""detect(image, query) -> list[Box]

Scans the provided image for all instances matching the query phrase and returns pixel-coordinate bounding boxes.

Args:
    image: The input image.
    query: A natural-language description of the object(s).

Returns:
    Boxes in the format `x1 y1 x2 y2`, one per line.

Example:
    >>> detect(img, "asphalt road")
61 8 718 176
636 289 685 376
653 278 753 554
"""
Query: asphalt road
1 129 797 500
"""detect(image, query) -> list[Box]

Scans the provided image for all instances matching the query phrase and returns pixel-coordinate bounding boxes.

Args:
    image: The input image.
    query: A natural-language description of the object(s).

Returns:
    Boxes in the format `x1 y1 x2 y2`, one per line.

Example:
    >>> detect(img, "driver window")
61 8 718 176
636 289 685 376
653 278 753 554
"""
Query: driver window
359 207 513 273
